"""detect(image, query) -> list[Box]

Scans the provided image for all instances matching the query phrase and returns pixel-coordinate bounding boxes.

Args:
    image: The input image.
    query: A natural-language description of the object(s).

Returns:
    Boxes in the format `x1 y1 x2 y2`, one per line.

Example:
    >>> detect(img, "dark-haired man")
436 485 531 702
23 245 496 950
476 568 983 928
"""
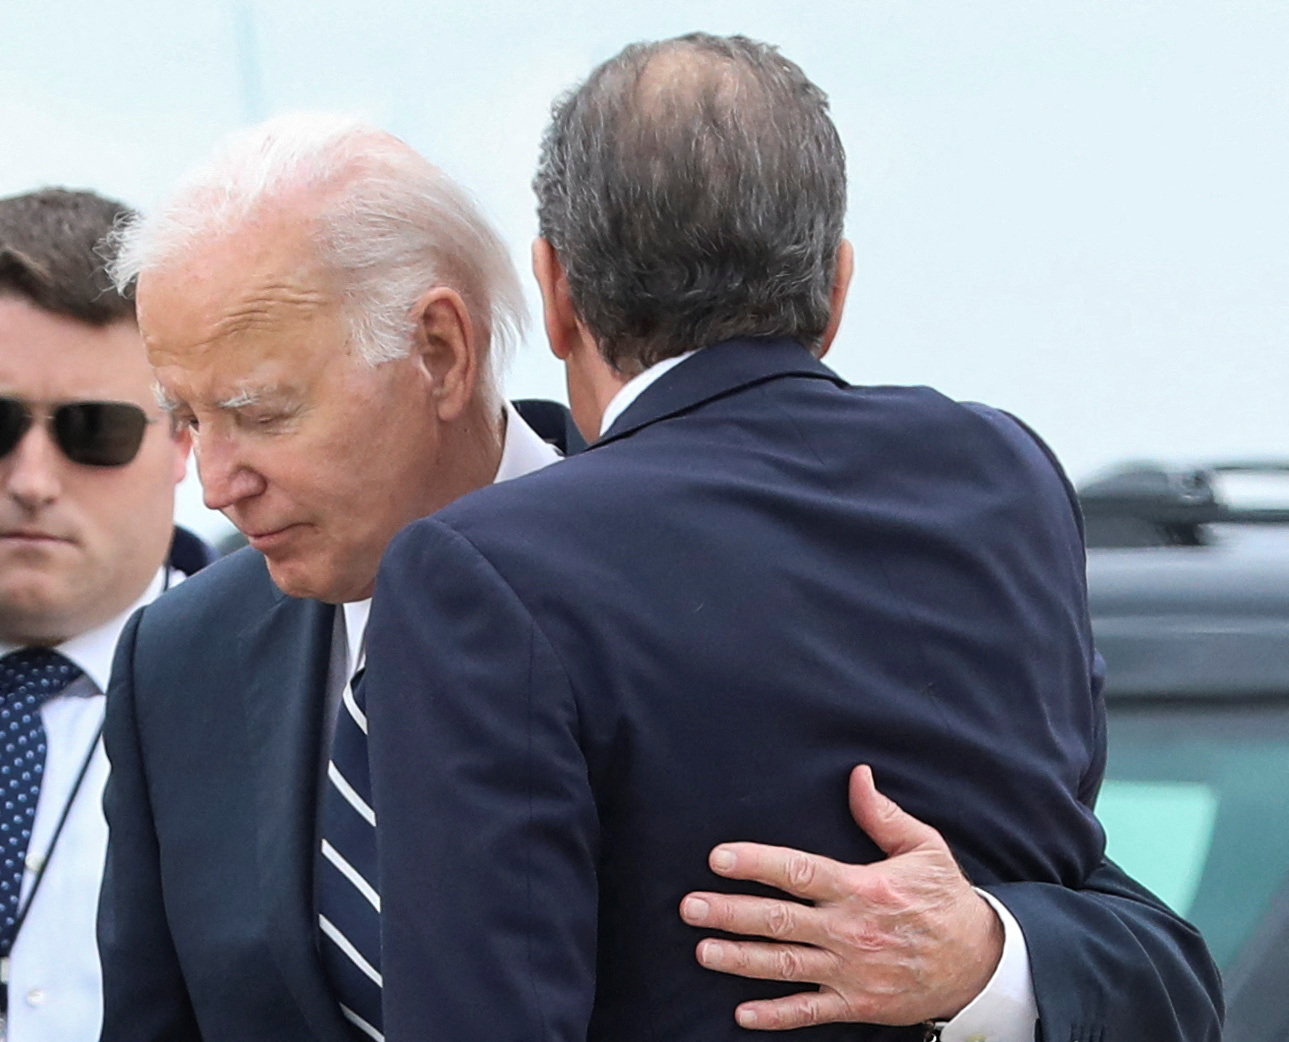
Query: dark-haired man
0 188 209 1041
362 34 1222 1042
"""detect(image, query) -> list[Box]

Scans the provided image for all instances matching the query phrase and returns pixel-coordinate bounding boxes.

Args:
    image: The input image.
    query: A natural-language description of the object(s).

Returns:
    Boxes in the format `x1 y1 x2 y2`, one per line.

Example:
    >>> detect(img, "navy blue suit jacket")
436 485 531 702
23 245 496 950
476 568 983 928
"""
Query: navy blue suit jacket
366 340 1220 1041
97 403 581 1042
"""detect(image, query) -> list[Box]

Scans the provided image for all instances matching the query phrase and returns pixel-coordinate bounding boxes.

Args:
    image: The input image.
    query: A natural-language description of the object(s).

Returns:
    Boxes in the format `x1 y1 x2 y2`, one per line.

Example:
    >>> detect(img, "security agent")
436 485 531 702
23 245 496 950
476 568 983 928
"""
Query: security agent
0 188 210 1041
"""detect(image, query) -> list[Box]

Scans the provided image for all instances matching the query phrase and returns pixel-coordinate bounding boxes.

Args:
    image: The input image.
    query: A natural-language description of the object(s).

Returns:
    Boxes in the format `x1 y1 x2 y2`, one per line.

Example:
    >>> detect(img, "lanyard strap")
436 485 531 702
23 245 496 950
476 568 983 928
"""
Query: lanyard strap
0 718 104 1010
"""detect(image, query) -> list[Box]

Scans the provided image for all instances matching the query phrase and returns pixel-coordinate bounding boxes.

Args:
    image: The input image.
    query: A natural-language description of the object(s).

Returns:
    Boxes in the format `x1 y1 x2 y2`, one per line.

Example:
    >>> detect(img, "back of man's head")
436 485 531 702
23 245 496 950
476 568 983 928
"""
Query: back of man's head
0 188 136 324
533 33 847 375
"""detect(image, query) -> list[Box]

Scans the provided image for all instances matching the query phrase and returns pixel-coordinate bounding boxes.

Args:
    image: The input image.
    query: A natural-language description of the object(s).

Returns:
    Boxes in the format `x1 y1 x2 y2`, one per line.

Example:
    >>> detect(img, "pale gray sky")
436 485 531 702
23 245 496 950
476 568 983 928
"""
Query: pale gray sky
3 0 1286 541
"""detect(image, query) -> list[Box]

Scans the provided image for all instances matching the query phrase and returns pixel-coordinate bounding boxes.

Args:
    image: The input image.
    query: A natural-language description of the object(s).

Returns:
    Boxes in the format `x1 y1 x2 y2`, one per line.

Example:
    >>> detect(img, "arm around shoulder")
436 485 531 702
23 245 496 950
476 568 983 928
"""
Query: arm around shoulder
987 859 1222 1042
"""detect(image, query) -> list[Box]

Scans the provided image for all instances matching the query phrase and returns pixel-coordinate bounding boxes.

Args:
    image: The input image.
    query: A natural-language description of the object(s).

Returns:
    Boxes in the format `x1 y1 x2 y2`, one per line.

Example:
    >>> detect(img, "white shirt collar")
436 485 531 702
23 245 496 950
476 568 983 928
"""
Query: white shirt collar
340 599 371 676
0 567 176 694
599 351 699 439
496 400 563 482
338 402 562 659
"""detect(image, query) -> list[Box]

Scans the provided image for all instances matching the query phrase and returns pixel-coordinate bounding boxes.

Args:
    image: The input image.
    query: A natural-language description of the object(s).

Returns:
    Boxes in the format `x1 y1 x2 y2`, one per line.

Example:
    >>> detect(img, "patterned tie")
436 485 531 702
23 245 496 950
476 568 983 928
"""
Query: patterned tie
0 649 81 954
318 661 384 1041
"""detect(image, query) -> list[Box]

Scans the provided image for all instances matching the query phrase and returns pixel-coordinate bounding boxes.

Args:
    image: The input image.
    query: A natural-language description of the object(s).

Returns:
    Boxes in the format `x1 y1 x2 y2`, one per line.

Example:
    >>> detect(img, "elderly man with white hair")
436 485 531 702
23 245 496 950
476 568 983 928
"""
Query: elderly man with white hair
96 114 579 1042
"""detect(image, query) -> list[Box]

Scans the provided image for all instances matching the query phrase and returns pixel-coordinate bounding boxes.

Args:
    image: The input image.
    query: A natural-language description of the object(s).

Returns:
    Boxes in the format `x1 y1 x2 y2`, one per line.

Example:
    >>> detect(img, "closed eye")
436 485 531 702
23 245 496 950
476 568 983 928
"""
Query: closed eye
237 406 300 432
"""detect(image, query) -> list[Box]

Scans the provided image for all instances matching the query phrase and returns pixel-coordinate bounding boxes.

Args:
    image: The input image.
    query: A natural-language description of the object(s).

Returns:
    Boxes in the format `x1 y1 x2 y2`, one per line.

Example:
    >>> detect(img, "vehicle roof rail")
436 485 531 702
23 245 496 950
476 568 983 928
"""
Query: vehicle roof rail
1078 461 1289 548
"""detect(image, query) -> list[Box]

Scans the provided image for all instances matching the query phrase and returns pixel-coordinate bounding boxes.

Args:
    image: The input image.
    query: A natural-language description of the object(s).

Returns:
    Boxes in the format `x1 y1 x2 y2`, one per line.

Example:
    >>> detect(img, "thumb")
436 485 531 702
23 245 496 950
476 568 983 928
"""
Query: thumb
848 764 945 859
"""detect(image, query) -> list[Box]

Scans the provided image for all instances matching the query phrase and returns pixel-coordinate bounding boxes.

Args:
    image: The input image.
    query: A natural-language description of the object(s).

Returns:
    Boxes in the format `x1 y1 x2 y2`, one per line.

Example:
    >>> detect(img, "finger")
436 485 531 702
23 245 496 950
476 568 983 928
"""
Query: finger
694 937 836 984
680 892 825 945
707 842 848 902
734 990 854 1032
848 764 947 859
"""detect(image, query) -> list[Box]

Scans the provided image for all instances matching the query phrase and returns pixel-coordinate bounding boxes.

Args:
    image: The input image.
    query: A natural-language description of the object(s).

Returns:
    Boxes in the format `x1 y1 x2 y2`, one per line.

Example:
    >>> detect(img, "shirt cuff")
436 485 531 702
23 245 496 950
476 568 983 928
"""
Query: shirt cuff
937 889 1038 1042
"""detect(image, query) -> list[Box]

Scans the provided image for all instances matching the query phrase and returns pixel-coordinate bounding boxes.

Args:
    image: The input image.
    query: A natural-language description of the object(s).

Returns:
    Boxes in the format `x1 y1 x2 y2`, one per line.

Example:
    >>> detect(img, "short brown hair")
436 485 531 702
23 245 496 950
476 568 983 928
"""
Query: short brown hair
0 187 136 325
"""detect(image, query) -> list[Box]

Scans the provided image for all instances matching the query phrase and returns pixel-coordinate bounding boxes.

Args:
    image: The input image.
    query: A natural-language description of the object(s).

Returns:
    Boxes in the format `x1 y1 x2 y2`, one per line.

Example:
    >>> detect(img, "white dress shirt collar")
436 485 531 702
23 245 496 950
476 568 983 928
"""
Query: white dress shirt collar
598 351 698 439
0 567 174 694
337 402 562 665
496 400 563 482
340 600 371 677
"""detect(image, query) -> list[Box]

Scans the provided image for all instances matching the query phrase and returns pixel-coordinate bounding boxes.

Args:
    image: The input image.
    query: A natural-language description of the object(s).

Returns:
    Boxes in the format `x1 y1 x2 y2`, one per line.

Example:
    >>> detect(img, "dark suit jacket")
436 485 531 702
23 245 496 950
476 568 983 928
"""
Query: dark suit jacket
365 339 1221 1041
97 401 580 1042
99 547 354 1042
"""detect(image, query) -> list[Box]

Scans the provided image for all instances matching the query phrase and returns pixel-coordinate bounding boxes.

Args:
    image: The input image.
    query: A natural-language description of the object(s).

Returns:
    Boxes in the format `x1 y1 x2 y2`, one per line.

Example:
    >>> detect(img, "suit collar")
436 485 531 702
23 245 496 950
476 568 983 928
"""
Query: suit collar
497 401 563 482
167 525 218 577
592 338 846 450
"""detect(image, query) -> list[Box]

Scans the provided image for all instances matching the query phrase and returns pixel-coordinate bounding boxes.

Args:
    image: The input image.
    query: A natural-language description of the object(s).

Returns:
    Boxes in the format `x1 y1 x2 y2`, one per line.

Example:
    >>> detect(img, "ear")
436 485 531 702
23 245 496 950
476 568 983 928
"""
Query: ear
409 287 478 421
532 238 583 362
817 239 855 359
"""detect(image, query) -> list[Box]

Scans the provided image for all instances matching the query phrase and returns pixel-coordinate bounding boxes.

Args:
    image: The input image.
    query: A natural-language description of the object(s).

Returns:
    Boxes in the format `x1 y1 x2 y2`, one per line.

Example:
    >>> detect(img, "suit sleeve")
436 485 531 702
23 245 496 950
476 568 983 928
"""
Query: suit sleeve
98 609 202 1041
962 405 1221 1038
365 518 598 1041
986 860 1223 1042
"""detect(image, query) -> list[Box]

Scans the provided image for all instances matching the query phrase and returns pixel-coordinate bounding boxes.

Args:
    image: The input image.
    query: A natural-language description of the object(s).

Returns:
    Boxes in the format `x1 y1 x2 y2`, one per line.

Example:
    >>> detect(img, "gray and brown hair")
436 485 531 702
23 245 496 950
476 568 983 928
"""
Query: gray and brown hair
533 33 847 374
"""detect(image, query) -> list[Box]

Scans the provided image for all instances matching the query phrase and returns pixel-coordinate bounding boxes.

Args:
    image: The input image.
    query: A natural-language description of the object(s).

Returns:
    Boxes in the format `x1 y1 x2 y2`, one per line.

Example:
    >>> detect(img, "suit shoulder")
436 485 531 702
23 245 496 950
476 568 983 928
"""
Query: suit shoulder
135 546 277 635
844 385 1072 480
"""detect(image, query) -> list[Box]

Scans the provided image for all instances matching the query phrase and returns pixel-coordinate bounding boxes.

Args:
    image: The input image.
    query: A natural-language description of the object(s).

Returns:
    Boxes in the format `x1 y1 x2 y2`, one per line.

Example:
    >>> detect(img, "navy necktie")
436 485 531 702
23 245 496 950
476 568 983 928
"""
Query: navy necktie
318 663 384 1041
0 649 81 954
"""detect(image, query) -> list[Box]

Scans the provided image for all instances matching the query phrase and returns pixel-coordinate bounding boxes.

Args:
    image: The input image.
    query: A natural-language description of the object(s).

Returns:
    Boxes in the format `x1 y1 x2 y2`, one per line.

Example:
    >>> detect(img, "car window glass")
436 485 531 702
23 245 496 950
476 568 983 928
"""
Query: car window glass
1099 779 1218 915
1103 699 1289 970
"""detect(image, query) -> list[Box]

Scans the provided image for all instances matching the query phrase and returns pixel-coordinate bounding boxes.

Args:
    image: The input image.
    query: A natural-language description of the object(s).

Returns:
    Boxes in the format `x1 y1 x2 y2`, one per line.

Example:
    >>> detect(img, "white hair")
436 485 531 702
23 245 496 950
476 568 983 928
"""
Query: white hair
108 112 525 390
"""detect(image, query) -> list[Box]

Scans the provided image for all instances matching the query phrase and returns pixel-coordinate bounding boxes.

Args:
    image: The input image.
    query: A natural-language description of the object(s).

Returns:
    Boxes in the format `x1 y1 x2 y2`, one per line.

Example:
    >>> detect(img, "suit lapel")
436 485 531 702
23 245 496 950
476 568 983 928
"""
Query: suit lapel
238 580 354 1041
593 338 847 449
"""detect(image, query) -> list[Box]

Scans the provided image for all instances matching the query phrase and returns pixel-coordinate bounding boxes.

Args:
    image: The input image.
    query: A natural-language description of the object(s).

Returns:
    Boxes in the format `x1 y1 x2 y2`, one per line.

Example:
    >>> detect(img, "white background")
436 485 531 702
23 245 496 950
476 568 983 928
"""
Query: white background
3 0 1286 542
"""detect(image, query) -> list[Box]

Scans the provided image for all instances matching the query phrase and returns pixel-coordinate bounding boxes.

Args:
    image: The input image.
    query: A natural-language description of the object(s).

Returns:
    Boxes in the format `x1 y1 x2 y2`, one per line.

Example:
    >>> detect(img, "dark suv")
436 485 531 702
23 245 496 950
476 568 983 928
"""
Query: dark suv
1081 463 1289 1039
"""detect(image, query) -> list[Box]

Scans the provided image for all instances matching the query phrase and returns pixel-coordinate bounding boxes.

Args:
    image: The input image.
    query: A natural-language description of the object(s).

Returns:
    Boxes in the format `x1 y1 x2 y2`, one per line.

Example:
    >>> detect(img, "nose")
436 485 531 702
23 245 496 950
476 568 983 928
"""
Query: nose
3 424 62 509
195 431 267 512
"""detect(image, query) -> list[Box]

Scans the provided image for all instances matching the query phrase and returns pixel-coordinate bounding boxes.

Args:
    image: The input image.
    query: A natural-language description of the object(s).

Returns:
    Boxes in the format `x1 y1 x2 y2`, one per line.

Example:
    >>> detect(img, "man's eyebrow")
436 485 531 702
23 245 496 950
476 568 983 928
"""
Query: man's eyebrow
216 386 305 411
216 388 266 410
151 384 296 413
153 383 180 412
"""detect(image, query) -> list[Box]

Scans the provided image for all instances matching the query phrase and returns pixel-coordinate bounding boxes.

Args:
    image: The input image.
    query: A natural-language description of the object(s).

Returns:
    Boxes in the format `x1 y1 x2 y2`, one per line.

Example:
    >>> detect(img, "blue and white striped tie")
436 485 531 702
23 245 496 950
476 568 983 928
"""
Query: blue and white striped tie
318 659 384 1041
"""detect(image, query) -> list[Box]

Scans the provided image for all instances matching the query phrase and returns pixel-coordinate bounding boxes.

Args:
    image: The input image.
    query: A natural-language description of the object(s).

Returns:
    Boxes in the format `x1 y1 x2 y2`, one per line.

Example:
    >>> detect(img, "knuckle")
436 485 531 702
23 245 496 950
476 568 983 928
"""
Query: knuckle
832 917 886 954
762 997 810 1030
792 993 826 1026
784 853 819 892
867 872 904 907
763 902 798 939
773 946 806 980
727 946 751 973
852 869 905 911
703 897 735 929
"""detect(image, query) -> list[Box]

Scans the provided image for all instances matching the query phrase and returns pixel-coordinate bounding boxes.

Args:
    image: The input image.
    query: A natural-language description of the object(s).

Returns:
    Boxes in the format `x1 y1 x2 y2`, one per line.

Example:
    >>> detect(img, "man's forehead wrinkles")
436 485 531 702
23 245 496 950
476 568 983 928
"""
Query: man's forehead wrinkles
251 279 331 311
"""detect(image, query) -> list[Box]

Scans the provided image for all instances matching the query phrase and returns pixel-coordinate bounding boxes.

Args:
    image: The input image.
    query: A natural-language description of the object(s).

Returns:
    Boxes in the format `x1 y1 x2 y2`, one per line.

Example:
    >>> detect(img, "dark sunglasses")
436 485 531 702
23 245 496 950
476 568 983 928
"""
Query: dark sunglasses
0 396 158 467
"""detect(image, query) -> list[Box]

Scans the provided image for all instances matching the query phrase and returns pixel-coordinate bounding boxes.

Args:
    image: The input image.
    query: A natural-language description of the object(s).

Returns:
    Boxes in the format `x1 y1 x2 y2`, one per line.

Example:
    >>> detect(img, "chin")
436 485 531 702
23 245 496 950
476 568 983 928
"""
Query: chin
0 597 72 646
265 557 365 604
263 557 327 601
